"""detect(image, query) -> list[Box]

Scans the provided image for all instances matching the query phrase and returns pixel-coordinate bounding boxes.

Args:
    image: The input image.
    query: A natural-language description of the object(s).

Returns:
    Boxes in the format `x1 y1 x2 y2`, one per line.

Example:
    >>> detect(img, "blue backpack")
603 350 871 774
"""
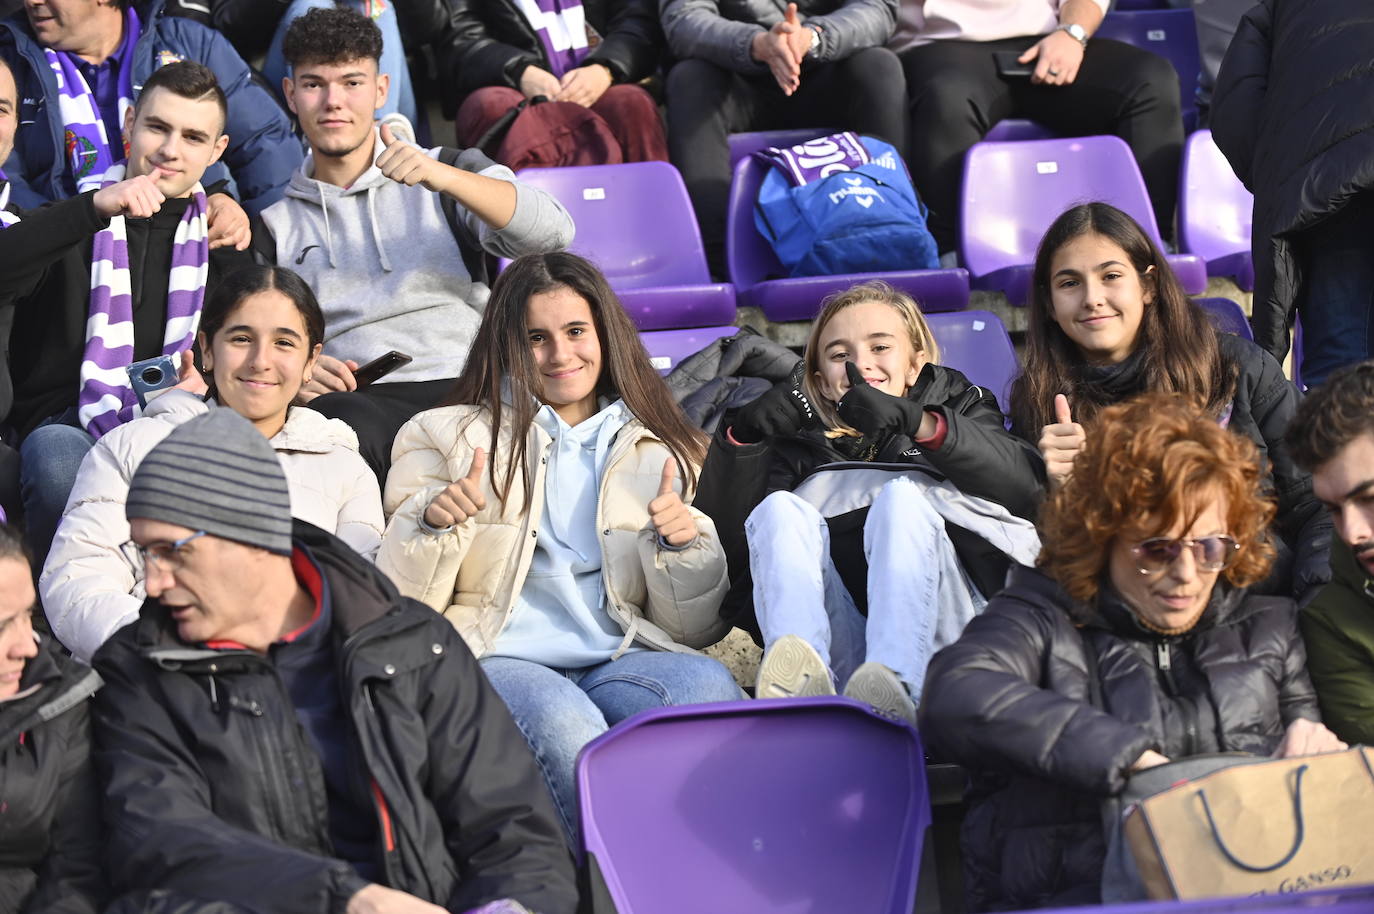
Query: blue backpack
753 134 940 278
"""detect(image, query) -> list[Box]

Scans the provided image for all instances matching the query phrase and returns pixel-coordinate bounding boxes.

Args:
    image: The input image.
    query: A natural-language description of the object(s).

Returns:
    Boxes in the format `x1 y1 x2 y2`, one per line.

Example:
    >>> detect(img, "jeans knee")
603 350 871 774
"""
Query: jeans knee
840 46 905 85
666 58 731 106
19 426 94 486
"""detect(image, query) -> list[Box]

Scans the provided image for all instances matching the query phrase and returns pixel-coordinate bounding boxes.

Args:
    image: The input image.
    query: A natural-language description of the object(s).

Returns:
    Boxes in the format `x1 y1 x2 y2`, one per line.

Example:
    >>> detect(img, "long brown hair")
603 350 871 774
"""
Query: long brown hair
444 252 707 510
1008 203 1234 437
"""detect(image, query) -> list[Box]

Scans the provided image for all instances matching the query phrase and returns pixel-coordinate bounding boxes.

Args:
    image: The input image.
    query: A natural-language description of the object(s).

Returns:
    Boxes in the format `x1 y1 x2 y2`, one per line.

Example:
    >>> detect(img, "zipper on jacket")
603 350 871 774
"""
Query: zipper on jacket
1156 642 1171 672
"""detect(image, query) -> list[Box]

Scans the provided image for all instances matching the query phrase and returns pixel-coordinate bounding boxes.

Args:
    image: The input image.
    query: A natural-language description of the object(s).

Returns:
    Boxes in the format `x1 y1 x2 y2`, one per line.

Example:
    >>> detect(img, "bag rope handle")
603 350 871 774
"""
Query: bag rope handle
1197 763 1307 873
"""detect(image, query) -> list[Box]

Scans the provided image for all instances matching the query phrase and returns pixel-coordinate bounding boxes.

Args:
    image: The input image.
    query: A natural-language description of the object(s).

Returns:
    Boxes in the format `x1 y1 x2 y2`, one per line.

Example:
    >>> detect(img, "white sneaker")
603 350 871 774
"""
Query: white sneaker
844 662 917 728
755 634 835 700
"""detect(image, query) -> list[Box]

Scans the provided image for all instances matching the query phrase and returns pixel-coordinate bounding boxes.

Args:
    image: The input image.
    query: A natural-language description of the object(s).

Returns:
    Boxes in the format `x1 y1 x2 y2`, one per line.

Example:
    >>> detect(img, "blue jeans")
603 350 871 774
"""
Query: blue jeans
19 410 95 570
1294 192 1374 387
480 652 743 842
263 0 417 127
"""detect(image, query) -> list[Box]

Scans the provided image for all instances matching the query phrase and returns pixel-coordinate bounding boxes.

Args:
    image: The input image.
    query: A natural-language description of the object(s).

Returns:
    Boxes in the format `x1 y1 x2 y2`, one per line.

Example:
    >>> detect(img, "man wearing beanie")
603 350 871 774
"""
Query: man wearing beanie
89 409 577 914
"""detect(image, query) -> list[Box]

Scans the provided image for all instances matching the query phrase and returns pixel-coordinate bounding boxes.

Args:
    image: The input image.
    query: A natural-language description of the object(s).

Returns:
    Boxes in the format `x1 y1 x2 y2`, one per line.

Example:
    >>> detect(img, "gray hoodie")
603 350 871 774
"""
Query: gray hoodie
259 132 575 383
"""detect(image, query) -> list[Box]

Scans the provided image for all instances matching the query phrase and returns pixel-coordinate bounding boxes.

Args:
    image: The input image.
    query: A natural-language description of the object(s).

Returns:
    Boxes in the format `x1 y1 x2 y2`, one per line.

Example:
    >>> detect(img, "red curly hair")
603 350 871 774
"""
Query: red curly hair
1038 393 1276 614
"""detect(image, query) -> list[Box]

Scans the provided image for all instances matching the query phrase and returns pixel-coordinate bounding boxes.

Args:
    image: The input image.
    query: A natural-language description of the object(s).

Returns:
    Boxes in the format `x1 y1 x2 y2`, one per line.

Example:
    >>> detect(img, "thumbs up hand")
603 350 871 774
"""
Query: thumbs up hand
377 121 446 192
424 448 488 529
1038 394 1086 486
648 457 698 547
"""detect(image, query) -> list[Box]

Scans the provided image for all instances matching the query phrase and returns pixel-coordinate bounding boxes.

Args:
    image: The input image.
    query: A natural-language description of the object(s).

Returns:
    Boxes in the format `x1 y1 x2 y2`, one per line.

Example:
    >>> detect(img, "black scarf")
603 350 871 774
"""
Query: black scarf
1072 347 1148 405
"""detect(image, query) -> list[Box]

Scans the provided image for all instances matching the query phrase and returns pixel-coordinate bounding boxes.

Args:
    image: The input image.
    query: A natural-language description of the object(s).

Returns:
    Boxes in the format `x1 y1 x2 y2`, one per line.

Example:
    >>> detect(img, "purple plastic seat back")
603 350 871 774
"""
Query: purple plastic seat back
983 119 1057 143
640 326 739 375
926 310 1019 407
1096 8 1201 117
1194 297 1252 341
728 128 831 171
577 697 929 914
1180 129 1255 289
961 135 1163 279
514 162 712 288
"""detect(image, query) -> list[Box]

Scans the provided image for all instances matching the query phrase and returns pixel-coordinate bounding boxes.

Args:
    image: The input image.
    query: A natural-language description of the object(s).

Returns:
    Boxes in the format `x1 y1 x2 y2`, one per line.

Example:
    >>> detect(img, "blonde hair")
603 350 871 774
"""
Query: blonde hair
801 282 941 436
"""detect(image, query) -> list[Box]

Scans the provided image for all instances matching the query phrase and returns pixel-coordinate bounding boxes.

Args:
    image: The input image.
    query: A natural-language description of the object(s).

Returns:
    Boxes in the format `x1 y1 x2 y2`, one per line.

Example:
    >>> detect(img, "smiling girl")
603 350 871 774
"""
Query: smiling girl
695 282 1043 723
376 252 739 842
41 265 383 662
1009 203 1329 602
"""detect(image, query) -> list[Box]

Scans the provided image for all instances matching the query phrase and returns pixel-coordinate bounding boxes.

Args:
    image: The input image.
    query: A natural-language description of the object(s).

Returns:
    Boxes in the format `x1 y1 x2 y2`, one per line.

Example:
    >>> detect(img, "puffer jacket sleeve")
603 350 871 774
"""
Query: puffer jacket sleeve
587 0 664 82
1210 0 1271 191
25 699 107 914
635 499 730 648
918 370 1047 520
376 417 481 612
922 597 1157 796
1271 597 1322 726
804 0 898 62
1239 341 1332 601
691 421 776 590
41 436 144 663
439 0 541 101
91 638 369 913
329 451 384 560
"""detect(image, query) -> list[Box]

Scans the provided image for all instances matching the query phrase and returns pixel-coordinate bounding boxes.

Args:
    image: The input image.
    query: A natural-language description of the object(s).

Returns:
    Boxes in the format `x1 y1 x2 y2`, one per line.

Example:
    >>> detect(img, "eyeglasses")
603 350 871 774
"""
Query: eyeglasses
120 530 208 572
1131 535 1240 575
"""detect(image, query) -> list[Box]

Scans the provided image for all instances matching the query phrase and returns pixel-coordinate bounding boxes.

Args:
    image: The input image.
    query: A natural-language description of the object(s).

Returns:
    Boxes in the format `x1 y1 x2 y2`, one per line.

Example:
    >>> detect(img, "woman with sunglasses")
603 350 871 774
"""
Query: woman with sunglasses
921 394 1345 913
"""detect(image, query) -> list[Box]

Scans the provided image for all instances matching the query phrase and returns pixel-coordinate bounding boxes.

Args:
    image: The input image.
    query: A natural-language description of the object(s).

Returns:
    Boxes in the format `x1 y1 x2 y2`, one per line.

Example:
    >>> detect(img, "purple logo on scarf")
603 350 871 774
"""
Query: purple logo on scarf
755 132 871 187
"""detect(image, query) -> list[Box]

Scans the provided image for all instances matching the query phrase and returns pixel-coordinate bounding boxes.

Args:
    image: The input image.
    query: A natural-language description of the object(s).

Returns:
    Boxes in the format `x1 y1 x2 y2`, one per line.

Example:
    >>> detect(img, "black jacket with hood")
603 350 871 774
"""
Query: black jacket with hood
922 565 1321 912
1210 0 1374 362
0 637 105 914
90 520 577 914
694 363 1044 636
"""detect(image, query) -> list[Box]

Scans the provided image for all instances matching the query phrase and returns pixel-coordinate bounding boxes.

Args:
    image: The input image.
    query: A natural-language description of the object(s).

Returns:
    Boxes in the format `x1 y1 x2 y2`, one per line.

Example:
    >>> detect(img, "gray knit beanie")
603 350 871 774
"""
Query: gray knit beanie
126 408 293 555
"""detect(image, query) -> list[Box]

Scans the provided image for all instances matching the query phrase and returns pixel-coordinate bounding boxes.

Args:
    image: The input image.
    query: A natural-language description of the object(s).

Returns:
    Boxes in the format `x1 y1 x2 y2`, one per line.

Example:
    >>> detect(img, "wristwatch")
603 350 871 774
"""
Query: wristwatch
807 26 821 58
1056 22 1088 47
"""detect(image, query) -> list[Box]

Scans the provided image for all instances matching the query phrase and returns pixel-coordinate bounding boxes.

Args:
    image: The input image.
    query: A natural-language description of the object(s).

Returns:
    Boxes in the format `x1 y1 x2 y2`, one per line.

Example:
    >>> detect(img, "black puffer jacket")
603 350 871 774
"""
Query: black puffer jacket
694 363 1044 635
0 638 104 914
923 565 1321 912
1211 0 1374 362
91 520 577 914
433 0 664 117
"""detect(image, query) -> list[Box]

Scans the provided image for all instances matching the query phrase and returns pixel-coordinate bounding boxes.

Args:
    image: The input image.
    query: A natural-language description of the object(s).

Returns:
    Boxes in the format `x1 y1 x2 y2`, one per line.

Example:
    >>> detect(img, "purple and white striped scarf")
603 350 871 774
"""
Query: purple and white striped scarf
78 163 209 439
44 7 141 189
516 0 590 79
0 180 19 228
757 131 871 186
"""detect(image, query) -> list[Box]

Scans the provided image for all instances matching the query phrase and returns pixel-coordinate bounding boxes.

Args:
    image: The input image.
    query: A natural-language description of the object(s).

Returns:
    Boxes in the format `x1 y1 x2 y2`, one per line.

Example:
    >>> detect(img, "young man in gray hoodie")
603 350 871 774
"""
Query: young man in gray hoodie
253 7 575 481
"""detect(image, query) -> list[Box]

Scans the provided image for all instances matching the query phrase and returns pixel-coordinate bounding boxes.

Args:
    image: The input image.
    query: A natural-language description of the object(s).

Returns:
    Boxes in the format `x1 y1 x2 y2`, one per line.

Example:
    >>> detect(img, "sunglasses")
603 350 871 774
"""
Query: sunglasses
1130 535 1240 575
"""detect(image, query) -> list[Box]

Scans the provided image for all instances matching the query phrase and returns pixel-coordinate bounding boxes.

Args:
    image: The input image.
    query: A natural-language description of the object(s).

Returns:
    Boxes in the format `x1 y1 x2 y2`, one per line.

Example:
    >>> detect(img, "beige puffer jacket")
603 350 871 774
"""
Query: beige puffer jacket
377 404 730 659
41 391 384 662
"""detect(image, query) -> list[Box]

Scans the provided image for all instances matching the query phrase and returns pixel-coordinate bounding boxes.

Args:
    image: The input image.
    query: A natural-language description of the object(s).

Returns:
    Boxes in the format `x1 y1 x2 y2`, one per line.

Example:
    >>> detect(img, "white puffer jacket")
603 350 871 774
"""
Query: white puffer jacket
41 391 384 662
377 404 730 659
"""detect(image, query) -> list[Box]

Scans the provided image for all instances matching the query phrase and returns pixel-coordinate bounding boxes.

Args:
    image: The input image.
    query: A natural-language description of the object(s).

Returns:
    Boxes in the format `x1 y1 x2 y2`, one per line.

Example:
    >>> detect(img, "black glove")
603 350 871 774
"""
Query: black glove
837 361 926 440
732 362 818 442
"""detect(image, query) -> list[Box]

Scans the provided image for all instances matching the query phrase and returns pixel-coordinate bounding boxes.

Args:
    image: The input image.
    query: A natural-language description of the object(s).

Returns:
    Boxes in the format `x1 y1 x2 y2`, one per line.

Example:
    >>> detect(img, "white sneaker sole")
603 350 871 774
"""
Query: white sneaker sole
755 634 835 700
844 662 917 727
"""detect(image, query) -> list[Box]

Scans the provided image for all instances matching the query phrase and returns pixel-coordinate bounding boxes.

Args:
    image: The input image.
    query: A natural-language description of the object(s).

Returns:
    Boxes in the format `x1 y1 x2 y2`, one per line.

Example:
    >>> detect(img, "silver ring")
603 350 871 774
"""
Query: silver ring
1048 68 1060 76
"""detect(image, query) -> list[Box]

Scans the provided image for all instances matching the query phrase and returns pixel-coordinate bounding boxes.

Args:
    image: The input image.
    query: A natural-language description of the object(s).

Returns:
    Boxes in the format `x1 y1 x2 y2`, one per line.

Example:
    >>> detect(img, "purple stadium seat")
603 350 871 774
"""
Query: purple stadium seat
640 325 740 375
1180 130 1255 290
983 119 1057 143
960 135 1207 305
1096 8 1201 118
510 162 737 332
926 310 1019 407
1194 297 1252 341
726 154 970 321
577 697 929 914
1113 0 1170 8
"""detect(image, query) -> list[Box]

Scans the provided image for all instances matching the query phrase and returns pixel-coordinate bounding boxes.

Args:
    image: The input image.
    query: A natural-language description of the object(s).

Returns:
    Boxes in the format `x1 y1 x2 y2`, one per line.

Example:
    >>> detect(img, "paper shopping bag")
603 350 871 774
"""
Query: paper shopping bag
1123 746 1374 899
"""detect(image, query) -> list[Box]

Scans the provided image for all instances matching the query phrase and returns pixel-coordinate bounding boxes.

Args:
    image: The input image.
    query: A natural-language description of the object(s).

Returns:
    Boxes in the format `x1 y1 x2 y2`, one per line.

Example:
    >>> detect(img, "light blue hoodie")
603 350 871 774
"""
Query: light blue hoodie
489 400 644 668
